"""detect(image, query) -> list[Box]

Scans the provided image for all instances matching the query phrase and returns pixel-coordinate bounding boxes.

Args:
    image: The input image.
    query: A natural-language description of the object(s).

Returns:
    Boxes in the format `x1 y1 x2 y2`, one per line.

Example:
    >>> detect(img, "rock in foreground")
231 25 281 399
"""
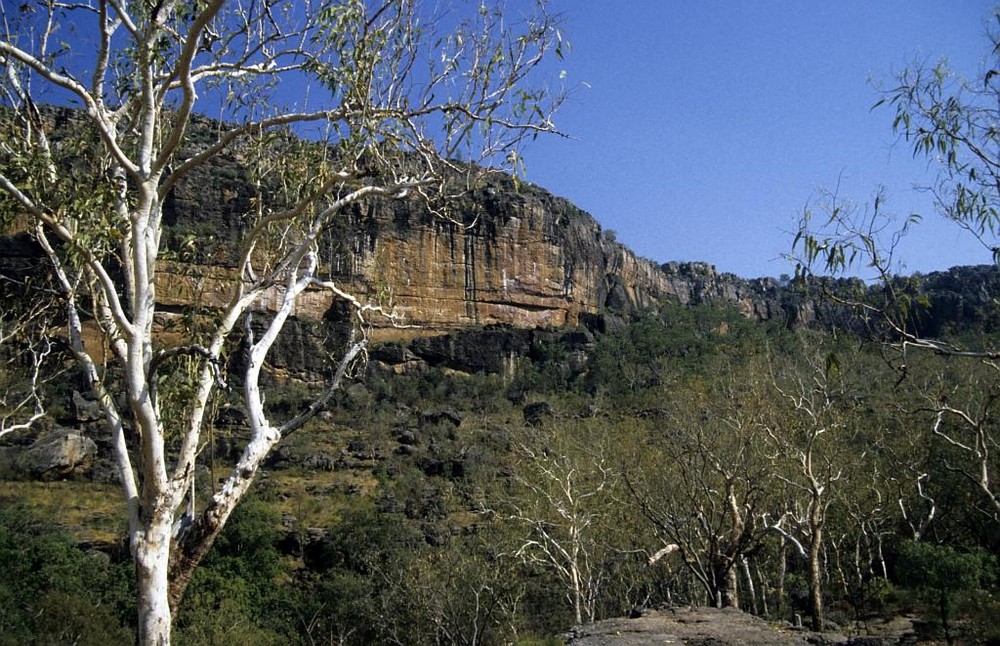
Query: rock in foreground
565 606 917 645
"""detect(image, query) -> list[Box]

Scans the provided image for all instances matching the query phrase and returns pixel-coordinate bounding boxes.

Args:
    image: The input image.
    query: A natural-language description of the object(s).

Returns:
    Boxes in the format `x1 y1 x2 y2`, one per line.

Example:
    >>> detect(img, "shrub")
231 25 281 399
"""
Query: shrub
896 540 997 643
0 506 133 644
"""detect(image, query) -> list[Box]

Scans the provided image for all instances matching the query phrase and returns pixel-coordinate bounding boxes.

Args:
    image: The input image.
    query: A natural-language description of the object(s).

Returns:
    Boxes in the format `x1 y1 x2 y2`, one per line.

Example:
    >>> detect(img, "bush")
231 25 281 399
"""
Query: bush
174 499 289 644
896 540 998 643
0 506 133 644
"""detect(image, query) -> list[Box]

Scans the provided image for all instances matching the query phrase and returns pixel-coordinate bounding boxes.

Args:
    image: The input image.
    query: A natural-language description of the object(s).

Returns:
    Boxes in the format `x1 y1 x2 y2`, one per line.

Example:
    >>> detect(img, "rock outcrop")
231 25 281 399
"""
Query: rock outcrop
153 142 817 341
156 167 691 339
3 110 999 348
156 124 917 338
564 606 917 645
0 427 98 481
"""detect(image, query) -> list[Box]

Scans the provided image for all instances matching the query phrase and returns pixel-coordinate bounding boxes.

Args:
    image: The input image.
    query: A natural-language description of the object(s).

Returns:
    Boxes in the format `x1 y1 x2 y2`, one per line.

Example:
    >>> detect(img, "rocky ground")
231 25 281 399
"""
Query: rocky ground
565 607 925 645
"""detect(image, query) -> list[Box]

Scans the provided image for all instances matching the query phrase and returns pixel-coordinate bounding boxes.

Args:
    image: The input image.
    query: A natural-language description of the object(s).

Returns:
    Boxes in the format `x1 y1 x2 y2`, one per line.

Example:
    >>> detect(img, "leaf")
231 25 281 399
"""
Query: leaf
824 351 840 378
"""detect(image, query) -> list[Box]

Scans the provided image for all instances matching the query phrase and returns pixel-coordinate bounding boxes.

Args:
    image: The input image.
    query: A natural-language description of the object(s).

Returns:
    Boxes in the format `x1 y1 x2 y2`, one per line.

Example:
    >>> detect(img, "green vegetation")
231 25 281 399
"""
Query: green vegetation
4 5 1000 642
0 0 565 641
0 506 133 645
896 541 997 644
3 296 999 643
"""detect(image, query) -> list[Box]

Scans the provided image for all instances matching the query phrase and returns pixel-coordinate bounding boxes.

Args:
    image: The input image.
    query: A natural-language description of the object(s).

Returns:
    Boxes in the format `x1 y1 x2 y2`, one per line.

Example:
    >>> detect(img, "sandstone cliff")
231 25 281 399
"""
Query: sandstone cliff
156 147 801 340
163 171 644 335
3 110 998 348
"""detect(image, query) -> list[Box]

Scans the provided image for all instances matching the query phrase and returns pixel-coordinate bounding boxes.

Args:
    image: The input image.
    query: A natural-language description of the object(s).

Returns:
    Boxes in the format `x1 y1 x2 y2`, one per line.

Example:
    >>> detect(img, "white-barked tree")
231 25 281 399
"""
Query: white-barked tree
0 0 562 642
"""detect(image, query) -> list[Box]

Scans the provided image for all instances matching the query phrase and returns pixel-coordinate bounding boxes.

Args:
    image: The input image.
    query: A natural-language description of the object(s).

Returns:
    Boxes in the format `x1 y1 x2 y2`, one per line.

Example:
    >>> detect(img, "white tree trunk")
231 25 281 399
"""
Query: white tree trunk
742 556 757 614
135 519 174 645
808 523 824 632
571 566 584 626
0 4 563 644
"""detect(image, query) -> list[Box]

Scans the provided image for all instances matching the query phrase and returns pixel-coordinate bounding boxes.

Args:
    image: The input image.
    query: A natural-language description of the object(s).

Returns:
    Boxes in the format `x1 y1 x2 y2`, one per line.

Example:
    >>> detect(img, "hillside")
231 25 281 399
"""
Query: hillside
4 110 999 349
2 112 1000 645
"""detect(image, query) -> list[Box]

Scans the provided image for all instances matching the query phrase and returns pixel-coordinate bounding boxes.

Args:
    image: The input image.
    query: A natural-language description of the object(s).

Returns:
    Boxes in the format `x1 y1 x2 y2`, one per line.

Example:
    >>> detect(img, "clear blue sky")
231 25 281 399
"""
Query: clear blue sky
525 2 996 278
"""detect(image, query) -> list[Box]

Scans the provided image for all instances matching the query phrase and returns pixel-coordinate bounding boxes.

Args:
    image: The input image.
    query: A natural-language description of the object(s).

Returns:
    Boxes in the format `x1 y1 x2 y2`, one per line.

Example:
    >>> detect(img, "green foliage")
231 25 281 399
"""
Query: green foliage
7 277 1000 641
175 499 287 644
584 303 778 401
876 28 1000 254
0 110 124 264
0 506 133 644
896 540 997 641
296 505 424 643
896 541 995 598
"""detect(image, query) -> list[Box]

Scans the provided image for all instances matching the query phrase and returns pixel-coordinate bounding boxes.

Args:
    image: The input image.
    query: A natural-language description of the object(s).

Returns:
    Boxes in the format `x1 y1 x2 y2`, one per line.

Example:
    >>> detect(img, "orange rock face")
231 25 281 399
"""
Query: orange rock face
156 177 692 340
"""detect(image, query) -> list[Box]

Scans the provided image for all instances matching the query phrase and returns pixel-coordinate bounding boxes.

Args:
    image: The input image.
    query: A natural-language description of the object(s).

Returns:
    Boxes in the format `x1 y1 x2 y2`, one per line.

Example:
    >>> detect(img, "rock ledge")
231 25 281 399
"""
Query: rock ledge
565 607 917 645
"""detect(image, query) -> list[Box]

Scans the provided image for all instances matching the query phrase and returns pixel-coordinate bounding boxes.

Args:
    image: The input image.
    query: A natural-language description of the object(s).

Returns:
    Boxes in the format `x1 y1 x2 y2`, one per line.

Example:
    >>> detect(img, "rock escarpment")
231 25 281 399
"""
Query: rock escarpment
156 151 801 339
159 171 661 335
152 158 1000 376
3 110 999 349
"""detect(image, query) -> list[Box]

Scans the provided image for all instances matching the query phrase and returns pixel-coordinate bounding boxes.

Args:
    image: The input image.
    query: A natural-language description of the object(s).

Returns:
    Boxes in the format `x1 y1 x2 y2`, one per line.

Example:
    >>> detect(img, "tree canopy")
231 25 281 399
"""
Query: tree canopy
0 1 562 643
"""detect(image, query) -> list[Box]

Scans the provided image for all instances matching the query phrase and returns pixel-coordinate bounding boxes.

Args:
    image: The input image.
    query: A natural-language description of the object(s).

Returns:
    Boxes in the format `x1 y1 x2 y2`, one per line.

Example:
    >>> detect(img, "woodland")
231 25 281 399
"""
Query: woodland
1 1 999 645
2 290 1000 644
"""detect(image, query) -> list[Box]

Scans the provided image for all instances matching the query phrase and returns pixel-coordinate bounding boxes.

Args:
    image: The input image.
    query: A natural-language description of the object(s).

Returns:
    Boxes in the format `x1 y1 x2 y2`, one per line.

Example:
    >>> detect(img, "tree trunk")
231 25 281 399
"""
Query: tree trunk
167 499 248 609
777 536 787 618
168 425 283 608
723 566 740 608
939 592 953 645
809 528 824 632
571 562 584 625
714 559 740 608
135 520 173 645
741 556 757 614
755 561 770 617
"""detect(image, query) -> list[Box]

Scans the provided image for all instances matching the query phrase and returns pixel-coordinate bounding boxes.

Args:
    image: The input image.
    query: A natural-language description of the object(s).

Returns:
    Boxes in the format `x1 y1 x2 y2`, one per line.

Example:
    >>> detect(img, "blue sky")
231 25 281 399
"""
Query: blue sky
525 2 996 278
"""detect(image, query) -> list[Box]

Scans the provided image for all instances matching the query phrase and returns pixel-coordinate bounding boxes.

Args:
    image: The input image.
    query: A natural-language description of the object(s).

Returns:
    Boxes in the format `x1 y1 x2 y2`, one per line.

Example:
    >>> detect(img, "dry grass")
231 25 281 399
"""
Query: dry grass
263 467 380 530
0 480 124 546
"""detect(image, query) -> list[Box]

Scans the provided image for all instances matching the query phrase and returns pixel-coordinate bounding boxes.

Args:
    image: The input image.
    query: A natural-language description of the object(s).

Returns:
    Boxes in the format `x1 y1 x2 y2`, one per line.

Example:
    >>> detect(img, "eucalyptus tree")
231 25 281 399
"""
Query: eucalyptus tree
0 280 55 438
825 434 897 617
0 1 562 642
791 10 1000 538
627 364 775 612
500 418 628 627
908 358 1000 524
761 340 868 632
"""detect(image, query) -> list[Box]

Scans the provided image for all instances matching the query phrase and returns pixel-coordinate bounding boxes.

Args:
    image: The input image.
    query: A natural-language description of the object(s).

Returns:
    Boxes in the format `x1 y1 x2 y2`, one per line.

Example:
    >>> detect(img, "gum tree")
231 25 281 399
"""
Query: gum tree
0 280 56 438
792 9 1000 529
761 341 860 632
626 365 775 611
0 1 561 643
502 419 623 626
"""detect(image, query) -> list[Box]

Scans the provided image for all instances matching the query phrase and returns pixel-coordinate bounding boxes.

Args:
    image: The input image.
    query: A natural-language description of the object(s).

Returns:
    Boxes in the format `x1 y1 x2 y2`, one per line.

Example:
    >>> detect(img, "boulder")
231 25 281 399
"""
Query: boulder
0 447 17 480
72 390 103 422
303 452 336 471
13 427 98 480
419 409 463 427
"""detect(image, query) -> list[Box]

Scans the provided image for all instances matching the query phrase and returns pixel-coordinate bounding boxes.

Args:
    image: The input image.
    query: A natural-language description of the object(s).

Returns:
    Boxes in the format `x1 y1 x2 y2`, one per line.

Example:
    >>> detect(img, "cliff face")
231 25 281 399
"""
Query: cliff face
3 111 997 347
157 159 799 339
158 169 700 338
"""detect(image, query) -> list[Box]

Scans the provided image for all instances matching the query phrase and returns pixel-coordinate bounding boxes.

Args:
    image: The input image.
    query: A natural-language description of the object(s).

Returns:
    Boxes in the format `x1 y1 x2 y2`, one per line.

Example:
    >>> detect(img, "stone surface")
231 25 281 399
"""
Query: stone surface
565 606 918 645
143 124 816 340
4 111 1000 376
72 390 103 422
6 428 98 480
5 112 1000 350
